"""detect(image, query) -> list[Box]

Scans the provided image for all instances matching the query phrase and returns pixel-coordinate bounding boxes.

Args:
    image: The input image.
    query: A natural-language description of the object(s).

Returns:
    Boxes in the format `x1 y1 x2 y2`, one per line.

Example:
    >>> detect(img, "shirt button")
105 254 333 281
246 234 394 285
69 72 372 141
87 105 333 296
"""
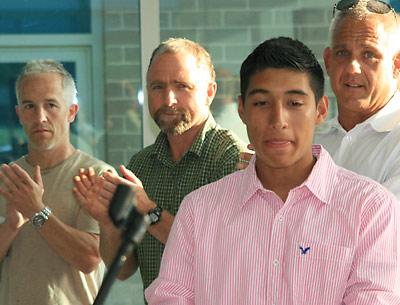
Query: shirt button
273 259 279 266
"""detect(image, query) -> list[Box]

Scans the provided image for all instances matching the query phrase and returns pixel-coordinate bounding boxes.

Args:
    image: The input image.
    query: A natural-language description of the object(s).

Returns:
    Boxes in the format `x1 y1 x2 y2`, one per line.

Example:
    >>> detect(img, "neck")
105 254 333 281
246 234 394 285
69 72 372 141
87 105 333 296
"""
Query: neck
25 143 76 169
256 154 316 202
338 111 373 131
167 120 206 162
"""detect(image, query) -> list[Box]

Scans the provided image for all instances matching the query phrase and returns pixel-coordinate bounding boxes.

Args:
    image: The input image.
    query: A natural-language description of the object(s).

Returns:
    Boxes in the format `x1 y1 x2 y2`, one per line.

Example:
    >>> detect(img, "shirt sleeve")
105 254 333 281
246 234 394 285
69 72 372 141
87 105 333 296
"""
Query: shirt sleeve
343 188 400 304
145 195 195 305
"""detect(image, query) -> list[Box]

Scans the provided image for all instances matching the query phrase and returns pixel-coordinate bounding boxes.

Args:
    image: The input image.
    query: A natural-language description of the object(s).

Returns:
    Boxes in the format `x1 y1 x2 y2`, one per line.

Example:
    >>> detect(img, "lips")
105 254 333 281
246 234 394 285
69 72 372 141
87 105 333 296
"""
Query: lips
265 138 292 148
32 127 52 135
344 81 363 88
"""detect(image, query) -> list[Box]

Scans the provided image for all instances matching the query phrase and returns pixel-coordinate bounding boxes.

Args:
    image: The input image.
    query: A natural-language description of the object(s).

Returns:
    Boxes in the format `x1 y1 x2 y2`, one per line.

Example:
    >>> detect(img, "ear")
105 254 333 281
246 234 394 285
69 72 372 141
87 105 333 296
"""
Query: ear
323 47 331 76
237 95 246 124
315 95 329 126
68 104 79 123
206 81 217 106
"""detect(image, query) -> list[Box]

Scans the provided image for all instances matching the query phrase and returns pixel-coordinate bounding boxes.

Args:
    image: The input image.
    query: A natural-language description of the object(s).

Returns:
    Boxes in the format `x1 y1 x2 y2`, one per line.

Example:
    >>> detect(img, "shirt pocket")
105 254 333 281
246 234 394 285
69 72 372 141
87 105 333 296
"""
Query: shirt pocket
285 241 353 305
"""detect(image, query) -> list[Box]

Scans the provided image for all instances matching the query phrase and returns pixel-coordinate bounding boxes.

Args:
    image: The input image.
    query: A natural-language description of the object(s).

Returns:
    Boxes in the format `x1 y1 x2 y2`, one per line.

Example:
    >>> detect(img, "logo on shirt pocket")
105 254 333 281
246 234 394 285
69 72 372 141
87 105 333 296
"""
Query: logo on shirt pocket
299 246 311 255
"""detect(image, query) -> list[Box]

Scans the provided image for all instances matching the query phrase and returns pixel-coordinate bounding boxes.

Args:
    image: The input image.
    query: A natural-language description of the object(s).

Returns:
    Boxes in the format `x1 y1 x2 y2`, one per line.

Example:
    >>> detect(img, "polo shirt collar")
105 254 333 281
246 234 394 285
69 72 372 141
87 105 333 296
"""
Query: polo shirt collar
188 114 217 157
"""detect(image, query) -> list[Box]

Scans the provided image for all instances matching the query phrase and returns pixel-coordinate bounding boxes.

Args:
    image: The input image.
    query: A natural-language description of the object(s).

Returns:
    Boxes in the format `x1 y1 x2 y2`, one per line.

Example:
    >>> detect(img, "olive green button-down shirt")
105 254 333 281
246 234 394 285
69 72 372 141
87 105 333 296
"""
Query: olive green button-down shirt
127 115 245 291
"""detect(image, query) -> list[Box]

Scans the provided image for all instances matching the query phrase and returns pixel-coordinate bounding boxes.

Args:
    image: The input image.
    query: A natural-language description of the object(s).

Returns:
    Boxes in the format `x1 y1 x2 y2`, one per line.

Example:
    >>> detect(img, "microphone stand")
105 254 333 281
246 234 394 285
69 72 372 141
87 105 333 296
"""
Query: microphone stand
93 210 149 305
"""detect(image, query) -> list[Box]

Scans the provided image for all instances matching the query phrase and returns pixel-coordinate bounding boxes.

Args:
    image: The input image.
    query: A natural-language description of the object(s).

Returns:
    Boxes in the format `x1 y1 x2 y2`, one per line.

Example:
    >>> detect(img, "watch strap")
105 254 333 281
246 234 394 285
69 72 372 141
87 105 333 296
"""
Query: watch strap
31 206 52 228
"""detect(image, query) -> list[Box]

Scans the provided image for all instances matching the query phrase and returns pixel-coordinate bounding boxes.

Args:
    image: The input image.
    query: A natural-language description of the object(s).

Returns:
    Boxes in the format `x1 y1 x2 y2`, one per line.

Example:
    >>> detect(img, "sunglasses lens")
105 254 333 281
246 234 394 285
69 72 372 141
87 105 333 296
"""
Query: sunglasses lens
336 0 357 10
367 1 391 14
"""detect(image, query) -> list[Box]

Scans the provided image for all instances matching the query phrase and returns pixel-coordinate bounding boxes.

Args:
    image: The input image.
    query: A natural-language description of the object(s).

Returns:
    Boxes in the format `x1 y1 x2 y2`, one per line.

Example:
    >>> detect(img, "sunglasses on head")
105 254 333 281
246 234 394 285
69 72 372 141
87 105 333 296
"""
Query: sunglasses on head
332 0 397 19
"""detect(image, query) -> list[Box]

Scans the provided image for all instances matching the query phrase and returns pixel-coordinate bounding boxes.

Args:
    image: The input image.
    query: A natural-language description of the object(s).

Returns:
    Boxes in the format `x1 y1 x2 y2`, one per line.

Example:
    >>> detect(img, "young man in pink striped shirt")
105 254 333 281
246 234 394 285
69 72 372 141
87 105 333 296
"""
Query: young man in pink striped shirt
145 37 400 304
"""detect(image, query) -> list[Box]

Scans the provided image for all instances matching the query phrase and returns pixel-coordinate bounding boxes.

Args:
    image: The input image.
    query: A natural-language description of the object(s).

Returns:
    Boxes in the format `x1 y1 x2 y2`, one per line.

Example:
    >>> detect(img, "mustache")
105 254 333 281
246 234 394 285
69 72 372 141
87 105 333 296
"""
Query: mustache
155 106 181 115
32 124 52 131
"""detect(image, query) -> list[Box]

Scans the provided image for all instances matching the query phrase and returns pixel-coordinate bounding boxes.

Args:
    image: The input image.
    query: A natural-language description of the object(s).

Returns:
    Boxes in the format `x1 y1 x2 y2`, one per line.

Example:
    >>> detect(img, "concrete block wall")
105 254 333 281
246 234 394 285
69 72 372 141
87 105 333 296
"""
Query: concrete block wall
104 6 143 168
103 1 336 167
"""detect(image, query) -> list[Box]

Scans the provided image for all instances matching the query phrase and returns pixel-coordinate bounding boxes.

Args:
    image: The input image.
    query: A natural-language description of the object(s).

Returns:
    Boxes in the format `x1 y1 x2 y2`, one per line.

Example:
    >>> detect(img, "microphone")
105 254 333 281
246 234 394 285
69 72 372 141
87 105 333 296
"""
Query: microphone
94 184 150 305
109 184 150 244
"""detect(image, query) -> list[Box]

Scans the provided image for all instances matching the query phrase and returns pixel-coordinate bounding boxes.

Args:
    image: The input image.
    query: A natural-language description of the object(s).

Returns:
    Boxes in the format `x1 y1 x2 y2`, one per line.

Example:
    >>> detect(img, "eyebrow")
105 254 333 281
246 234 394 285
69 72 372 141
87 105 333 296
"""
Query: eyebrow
20 98 59 104
247 88 309 97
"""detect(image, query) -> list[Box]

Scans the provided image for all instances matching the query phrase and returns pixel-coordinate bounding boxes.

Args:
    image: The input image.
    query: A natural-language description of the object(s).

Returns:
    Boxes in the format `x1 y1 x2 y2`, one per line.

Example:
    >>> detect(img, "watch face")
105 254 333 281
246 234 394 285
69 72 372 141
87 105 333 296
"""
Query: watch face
148 207 162 225
32 215 46 228
149 213 159 224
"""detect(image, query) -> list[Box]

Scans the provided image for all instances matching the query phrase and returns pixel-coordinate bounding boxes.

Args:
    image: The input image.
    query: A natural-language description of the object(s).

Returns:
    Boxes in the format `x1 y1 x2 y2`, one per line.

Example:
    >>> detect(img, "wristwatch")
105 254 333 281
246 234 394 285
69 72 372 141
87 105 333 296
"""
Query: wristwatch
31 206 52 229
148 206 163 225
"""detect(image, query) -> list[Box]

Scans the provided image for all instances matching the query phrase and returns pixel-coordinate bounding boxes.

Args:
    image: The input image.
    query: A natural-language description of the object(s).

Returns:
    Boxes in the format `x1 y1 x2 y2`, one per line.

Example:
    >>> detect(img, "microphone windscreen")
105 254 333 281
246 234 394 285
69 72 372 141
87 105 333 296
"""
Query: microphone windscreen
109 184 137 228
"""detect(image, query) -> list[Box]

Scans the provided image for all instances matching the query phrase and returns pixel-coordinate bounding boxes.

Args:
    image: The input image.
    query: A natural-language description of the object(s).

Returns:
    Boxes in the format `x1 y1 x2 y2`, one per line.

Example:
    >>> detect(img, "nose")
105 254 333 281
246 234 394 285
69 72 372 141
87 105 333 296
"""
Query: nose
345 58 362 74
164 88 178 107
35 107 48 123
269 104 288 129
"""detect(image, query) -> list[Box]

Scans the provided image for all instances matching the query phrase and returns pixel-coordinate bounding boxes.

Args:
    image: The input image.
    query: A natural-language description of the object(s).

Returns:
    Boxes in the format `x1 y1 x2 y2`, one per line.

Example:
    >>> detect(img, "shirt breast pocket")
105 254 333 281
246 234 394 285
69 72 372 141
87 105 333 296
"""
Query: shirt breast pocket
286 241 354 305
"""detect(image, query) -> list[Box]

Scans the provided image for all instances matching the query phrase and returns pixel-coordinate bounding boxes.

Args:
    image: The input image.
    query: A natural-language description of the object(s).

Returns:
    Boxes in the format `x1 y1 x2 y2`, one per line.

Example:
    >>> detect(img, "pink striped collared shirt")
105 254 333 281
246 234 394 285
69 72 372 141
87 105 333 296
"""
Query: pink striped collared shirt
145 145 400 305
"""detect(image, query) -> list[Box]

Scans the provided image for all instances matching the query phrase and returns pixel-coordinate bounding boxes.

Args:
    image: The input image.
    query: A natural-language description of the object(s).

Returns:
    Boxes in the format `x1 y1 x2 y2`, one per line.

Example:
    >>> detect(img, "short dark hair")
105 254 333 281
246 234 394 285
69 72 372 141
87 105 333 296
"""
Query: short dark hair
240 37 325 102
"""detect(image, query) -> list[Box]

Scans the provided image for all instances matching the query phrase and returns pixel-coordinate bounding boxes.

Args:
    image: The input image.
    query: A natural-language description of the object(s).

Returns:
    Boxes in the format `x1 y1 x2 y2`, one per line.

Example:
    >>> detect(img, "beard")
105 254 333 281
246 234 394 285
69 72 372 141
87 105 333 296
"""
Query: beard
153 106 192 135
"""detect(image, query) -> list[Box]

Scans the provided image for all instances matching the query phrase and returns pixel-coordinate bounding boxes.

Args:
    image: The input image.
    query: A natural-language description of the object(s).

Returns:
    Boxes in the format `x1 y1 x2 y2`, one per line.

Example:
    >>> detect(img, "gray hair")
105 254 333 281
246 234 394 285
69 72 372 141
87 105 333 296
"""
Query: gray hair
328 0 398 46
148 37 216 81
15 59 78 105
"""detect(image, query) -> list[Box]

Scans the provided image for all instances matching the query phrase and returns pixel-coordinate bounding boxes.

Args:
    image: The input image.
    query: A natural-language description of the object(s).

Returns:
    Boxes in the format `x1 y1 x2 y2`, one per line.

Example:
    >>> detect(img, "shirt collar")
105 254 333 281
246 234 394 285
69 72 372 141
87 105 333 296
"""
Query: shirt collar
152 114 217 161
188 114 217 156
369 91 400 132
238 145 337 207
302 145 336 204
325 91 400 133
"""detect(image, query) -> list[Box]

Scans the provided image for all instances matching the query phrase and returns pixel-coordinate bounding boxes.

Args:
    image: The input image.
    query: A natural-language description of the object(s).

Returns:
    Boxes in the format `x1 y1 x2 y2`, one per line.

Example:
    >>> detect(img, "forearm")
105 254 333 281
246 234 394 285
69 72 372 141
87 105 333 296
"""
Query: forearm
99 222 139 280
148 210 175 245
0 223 19 262
38 214 101 273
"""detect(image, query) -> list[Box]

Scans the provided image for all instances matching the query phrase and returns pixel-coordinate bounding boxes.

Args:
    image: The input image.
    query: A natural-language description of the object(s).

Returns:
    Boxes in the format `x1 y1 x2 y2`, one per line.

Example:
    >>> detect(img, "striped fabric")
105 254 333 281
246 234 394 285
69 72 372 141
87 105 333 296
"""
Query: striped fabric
145 145 400 305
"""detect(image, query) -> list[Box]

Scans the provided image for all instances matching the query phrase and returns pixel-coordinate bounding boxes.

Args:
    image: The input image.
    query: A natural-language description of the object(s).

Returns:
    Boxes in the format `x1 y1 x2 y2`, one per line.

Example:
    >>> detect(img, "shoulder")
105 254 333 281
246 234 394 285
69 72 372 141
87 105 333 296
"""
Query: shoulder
73 150 115 174
126 144 156 169
207 125 245 149
182 169 243 209
335 165 397 209
202 125 246 159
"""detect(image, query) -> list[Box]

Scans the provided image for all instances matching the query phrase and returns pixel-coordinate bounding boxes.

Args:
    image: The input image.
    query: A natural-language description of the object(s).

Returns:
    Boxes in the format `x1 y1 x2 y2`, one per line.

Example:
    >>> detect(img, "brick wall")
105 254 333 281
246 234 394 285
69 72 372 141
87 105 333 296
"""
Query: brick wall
104 2 142 168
